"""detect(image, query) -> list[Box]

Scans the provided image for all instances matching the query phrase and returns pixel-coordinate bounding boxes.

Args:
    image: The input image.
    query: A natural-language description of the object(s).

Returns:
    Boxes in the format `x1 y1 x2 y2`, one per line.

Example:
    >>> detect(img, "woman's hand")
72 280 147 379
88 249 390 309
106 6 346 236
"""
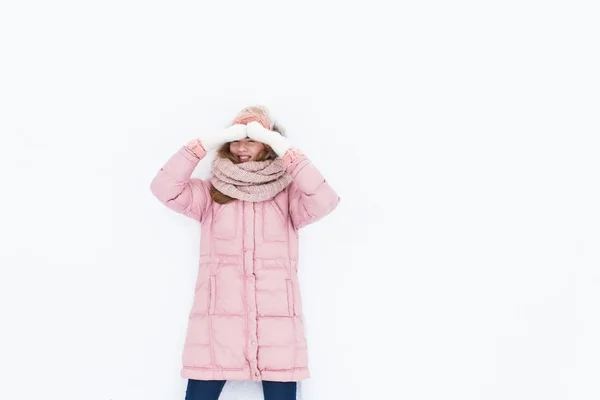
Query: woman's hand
195 124 248 152
246 121 291 157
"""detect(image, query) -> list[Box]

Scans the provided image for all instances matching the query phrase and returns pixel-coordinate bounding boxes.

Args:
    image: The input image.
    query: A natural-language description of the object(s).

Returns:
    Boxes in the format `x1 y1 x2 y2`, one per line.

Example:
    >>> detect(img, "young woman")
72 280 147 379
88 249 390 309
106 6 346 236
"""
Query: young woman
150 105 340 399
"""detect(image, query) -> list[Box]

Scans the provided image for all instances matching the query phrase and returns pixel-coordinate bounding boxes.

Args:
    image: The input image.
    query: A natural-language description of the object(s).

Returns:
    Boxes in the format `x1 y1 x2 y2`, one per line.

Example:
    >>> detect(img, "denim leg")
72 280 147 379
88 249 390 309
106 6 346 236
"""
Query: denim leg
184 379 227 400
262 381 297 400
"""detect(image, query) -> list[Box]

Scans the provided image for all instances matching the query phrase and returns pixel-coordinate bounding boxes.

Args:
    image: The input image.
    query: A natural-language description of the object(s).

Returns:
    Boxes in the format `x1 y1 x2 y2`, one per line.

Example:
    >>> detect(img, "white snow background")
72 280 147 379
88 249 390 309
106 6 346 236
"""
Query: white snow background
1 1 599 399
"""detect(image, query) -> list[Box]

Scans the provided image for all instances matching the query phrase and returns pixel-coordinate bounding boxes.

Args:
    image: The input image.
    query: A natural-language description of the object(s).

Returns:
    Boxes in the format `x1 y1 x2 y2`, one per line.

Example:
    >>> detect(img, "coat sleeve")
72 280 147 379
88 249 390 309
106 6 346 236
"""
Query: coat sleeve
150 146 211 222
287 154 341 230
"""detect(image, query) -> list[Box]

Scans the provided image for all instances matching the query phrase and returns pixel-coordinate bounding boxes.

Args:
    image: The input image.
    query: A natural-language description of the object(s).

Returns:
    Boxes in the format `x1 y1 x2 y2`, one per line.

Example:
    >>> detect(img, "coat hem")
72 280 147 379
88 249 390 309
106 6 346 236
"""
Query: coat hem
181 366 310 382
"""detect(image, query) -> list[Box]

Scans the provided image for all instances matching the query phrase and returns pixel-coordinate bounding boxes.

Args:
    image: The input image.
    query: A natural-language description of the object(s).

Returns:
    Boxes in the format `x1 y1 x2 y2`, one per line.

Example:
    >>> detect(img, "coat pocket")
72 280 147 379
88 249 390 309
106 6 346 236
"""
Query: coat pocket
291 277 303 316
286 279 294 317
212 202 237 239
209 276 216 315
263 201 287 242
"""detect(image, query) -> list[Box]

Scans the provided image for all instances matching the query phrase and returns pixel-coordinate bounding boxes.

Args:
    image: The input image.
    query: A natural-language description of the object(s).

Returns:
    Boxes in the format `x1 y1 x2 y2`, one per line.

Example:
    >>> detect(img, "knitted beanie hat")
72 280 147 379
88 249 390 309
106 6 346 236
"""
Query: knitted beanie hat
231 105 274 130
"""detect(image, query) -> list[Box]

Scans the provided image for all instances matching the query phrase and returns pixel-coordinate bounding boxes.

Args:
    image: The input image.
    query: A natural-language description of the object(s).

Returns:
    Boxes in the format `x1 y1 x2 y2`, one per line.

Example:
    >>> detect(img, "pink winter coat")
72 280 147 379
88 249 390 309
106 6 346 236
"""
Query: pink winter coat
150 146 340 382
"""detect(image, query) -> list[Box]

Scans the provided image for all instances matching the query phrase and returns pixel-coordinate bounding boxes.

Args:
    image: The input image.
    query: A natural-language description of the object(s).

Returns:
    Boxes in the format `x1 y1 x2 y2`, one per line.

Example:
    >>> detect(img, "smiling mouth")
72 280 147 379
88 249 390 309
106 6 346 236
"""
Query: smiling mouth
238 155 251 162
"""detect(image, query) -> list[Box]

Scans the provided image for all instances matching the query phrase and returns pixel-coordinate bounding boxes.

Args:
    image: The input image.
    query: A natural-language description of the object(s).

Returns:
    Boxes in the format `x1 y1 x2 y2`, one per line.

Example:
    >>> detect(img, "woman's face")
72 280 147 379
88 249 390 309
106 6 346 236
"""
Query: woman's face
229 138 266 163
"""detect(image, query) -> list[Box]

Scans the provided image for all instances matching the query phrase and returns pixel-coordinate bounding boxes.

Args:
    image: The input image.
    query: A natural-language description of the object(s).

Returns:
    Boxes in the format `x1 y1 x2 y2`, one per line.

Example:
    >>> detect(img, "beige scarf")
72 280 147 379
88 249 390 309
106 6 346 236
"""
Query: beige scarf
210 157 292 202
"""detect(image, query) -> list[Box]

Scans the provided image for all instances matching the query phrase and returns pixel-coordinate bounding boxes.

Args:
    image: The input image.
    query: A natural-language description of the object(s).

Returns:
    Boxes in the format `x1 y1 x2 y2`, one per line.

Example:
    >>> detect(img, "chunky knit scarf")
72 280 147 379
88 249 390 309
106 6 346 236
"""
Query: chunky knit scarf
210 156 292 202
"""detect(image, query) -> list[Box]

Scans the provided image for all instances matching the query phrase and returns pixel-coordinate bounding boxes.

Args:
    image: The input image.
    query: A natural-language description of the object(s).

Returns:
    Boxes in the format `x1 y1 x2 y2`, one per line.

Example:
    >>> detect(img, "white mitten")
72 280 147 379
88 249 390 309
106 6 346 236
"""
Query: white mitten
246 121 291 157
196 124 247 152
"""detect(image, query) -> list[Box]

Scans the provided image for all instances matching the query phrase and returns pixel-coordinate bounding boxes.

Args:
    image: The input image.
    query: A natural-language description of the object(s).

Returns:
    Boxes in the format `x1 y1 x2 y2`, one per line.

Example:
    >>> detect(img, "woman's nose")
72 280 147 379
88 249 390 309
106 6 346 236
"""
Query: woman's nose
238 140 248 151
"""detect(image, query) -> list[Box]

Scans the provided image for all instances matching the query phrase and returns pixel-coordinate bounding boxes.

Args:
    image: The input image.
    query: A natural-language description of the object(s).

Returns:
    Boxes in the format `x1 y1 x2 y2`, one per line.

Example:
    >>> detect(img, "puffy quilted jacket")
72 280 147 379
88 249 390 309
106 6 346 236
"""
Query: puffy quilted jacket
150 146 340 382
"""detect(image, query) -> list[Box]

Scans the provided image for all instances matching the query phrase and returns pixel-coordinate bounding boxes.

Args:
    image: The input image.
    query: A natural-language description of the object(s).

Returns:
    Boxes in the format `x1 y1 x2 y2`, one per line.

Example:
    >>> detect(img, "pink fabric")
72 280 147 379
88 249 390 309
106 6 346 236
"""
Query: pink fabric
184 139 207 159
150 146 340 382
210 156 292 202
232 105 273 129
282 148 305 168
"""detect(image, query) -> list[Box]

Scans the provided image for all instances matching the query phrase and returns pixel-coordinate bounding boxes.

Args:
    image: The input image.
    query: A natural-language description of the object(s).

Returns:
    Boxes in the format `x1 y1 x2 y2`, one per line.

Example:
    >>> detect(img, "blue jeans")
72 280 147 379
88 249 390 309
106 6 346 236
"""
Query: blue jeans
185 379 296 400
